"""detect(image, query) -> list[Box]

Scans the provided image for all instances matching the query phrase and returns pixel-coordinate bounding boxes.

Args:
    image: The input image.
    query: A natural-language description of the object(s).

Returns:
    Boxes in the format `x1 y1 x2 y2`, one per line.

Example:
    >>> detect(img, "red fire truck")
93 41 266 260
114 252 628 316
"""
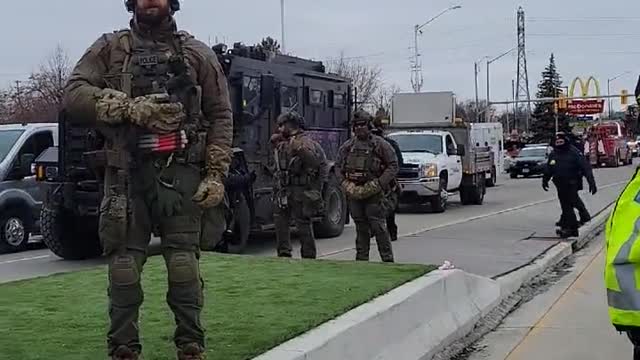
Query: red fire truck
585 121 633 167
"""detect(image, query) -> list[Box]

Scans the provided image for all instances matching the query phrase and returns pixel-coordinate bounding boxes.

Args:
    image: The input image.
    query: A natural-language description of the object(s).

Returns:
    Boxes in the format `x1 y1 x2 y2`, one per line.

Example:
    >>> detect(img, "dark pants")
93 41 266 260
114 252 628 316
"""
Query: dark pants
555 181 580 231
274 190 317 259
627 329 640 359
387 212 398 241
349 194 394 262
558 193 591 225
102 160 206 356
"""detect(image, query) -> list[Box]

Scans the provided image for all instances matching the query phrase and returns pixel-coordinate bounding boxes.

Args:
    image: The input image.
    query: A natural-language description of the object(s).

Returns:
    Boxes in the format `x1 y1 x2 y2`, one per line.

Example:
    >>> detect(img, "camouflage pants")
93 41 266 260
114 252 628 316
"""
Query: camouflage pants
274 188 320 259
349 194 394 262
100 158 211 355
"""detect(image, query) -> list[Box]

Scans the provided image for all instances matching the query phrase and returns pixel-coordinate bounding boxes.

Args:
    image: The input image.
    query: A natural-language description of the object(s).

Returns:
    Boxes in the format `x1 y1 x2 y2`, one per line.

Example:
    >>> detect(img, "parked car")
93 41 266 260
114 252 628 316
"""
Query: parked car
0 123 58 253
509 146 550 178
628 135 640 157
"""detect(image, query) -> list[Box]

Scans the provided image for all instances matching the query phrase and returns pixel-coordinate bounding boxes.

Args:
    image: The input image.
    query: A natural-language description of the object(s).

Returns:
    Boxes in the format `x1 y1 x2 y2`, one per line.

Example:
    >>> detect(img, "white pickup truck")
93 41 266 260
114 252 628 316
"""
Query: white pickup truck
387 125 493 213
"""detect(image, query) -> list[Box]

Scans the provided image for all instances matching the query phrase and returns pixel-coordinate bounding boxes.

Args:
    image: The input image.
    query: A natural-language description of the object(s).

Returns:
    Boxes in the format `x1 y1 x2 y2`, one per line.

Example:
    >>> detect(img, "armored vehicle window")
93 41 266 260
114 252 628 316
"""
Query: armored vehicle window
332 93 346 108
0 130 24 163
309 89 323 106
281 86 298 112
243 76 261 115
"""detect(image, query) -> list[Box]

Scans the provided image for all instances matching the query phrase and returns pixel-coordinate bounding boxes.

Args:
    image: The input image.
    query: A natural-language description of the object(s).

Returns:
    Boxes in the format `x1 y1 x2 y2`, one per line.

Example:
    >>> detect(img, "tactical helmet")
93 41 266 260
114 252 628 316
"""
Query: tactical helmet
125 0 181 13
277 111 306 129
352 110 374 129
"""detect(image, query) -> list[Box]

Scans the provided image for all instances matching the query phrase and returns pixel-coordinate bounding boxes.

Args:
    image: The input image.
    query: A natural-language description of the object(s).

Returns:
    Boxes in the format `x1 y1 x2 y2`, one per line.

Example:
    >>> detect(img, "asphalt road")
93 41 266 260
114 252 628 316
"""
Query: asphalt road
0 160 637 283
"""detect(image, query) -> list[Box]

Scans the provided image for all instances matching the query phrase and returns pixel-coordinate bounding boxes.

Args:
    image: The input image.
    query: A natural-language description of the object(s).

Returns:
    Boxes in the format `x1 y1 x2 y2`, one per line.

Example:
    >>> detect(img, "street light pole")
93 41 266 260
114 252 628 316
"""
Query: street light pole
474 62 479 120
280 0 286 54
411 5 462 93
485 47 516 122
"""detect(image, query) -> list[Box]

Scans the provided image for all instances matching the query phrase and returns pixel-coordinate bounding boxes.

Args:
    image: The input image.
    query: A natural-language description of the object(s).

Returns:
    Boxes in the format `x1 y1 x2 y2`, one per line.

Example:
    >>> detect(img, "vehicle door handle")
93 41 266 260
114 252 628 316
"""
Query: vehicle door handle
457 160 461 163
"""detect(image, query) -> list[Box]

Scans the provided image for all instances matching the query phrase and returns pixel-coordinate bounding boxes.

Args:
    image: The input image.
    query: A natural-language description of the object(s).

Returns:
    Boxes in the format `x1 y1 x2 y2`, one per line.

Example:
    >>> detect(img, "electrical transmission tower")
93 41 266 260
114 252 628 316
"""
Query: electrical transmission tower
515 6 532 132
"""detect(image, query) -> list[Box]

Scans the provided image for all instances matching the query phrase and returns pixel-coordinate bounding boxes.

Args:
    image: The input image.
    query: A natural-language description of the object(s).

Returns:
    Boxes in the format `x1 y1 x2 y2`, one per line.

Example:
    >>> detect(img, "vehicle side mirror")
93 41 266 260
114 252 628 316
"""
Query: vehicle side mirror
20 153 35 176
456 145 466 156
260 74 275 109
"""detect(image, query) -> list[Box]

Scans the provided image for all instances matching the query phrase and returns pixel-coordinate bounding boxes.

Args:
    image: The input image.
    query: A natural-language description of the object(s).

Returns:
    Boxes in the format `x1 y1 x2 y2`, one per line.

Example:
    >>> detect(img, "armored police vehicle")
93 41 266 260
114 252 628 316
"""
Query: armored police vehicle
35 42 352 260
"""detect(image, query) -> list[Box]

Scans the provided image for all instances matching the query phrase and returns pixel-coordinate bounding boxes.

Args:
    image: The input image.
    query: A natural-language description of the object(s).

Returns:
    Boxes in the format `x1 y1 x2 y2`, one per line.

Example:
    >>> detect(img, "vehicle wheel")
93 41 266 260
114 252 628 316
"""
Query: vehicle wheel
510 172 518 179
486 167 497 187
225 194 251 254
40 205 102 260
430 176 448 213
314 174 347 238
471 174 486 205
0 210 29 253
613 152 620 167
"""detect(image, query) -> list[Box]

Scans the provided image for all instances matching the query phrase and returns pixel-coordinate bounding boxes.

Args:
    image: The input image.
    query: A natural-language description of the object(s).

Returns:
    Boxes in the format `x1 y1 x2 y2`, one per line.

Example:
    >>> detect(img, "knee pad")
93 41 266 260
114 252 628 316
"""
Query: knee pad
167 251 200 284
109 254 140 287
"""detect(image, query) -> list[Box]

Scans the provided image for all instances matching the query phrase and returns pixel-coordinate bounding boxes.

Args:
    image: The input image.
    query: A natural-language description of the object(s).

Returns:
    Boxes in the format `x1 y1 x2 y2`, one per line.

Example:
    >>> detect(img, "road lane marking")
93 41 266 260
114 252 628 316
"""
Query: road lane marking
319 179 629 259
0 254 52 265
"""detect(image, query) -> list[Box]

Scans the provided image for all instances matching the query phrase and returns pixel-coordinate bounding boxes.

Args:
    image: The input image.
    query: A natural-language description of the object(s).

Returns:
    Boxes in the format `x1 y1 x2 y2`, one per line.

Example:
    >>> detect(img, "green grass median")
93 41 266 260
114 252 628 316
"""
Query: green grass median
0 253 433 360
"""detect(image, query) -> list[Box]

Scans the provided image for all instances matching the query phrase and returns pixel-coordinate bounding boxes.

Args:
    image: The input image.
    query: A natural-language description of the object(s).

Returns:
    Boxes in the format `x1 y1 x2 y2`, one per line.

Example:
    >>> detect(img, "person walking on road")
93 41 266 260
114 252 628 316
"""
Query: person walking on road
64 0 233 359
271 111 328 259
554 134 593 228
372 113 402 241
542 132 597 238
337 110 398 262
605 166 640 359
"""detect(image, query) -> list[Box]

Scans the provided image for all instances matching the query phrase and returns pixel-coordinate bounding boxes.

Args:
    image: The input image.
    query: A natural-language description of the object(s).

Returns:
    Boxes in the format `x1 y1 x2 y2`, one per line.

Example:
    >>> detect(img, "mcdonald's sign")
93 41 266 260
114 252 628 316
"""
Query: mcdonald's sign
567 76 605 115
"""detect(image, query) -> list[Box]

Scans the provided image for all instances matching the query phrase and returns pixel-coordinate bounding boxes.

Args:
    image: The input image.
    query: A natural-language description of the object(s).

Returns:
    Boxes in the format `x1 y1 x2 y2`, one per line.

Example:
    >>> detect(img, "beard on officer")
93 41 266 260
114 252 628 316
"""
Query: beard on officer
63 0 234 359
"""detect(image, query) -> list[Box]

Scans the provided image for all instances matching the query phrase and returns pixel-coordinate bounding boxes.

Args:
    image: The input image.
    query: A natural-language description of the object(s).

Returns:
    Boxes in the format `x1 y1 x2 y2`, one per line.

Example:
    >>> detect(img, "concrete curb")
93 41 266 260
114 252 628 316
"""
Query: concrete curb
252 203 614 360
253 270 501 360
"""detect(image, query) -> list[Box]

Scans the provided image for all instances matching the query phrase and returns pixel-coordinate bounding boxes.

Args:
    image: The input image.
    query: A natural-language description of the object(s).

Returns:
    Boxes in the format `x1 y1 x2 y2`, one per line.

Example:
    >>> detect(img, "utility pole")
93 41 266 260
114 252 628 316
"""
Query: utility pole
280 0 286 54
515 7 532 133
410 5 462 93
512 79 516 131
474 62 480 121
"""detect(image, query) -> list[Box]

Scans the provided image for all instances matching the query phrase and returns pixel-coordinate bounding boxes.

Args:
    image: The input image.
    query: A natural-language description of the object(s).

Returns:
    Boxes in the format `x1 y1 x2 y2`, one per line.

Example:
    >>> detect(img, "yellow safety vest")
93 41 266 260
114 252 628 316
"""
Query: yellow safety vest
606 166 640 328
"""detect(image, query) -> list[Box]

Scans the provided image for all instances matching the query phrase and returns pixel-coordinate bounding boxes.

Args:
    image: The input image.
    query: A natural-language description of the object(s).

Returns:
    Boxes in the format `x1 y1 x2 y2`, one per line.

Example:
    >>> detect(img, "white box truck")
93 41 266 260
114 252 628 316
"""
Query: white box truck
388 92 495 212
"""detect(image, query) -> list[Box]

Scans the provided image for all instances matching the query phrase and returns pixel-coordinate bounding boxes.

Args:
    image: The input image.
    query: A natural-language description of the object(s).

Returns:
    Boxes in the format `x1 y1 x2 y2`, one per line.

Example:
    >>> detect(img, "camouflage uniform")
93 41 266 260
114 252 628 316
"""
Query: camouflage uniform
372 115 403 241
337 112 398 262
272 113 328 259
64 14 232 358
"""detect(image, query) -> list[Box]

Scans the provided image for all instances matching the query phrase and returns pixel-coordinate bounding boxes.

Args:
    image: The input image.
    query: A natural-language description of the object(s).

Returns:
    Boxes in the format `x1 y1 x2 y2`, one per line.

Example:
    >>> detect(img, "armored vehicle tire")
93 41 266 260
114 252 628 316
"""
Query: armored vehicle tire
314 175 347 238
225 194 251 254
510 172 517 179
429 176 447 213
40 206 102 260
0 209 30 253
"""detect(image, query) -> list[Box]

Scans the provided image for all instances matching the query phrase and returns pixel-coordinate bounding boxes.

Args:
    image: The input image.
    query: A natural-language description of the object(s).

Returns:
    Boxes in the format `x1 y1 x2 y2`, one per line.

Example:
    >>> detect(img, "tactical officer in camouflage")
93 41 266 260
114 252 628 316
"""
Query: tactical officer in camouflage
337 110 398 262
63 1 233 359
271 111 328 259
372 114 403 242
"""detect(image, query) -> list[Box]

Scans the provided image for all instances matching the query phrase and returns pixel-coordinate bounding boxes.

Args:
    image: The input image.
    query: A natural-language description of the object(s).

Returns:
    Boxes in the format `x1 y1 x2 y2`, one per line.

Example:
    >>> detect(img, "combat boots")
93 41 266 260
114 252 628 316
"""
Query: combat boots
177 343 205 360
111 345 140 360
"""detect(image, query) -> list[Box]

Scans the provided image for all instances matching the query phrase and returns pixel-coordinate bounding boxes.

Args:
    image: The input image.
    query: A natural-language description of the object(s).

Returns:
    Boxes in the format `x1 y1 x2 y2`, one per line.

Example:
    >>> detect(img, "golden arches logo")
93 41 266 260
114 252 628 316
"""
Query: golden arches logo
568 76 601 97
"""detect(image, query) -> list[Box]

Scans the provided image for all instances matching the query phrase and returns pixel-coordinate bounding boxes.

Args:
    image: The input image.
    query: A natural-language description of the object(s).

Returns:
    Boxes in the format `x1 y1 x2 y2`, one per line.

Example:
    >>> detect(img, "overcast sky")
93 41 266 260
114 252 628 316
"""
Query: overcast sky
2 0 638 112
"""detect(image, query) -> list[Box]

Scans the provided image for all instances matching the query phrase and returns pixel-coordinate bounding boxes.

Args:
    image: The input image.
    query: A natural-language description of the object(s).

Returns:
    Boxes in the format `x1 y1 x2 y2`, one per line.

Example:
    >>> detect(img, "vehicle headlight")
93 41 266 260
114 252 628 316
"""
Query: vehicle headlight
421 163 438 178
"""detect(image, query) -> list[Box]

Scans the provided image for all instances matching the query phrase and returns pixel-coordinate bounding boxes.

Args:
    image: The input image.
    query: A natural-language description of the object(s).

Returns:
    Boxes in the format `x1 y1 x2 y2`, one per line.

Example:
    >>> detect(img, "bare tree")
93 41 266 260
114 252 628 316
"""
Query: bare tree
255 36 281 54
326 52 383 109
2 45 72 123
372 84 401 117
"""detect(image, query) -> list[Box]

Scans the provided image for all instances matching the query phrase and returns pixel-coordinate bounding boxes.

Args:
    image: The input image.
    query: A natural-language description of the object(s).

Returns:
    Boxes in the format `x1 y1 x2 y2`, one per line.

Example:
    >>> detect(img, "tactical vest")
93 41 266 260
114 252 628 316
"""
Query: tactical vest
274 136 316 187
108 29 207 163
345 138 382 184
605 166 640 329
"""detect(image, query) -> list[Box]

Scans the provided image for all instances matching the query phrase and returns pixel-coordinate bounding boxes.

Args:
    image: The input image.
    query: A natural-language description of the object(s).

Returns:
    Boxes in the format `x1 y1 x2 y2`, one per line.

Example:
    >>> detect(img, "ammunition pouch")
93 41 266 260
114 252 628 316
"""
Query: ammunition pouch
99 193 129 255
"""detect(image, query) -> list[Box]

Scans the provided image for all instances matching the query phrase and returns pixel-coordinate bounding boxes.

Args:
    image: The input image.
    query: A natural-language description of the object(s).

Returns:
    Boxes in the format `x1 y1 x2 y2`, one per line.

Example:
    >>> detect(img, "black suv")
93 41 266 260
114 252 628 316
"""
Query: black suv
509 146 550 178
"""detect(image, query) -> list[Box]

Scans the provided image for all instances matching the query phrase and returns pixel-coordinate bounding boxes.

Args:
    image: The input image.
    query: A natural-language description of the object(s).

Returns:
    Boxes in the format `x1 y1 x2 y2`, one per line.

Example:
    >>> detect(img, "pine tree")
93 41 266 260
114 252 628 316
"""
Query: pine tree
531 54 572 143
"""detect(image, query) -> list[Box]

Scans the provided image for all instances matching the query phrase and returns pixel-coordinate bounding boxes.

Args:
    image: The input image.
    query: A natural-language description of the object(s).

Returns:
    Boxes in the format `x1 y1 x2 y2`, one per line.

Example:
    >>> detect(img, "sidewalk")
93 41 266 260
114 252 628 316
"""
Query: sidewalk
503 244 633 360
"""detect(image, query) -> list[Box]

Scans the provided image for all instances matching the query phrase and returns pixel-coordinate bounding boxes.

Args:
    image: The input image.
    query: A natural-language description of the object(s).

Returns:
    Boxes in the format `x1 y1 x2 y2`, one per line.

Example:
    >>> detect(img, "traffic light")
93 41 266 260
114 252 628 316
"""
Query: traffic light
556 88 568 110
621 89 629 105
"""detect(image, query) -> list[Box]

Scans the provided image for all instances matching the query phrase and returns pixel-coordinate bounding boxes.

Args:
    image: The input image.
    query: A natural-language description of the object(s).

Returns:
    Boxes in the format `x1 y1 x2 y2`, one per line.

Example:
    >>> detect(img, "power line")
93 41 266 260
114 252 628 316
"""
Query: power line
528 16 640 22
529 33 640 37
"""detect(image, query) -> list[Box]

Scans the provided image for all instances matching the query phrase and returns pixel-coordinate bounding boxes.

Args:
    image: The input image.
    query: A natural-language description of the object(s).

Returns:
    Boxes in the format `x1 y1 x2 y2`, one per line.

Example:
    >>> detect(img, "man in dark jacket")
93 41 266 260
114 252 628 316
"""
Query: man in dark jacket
372 114 402 241
543 132 597 238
